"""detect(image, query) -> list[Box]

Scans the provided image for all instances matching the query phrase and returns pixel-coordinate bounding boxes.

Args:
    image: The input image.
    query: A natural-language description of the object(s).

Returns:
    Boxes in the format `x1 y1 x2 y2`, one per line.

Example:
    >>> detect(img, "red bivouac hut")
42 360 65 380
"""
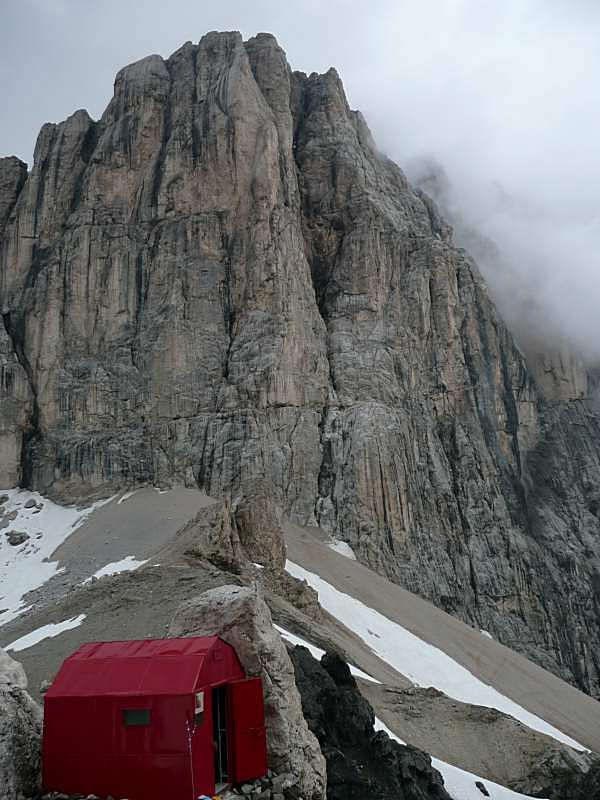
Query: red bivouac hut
42 637 268 800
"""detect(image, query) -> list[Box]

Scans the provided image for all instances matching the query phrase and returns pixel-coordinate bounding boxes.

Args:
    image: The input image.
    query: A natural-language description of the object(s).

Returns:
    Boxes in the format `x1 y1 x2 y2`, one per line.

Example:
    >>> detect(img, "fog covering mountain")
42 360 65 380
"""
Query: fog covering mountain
409 159 600 404
1 32 600 699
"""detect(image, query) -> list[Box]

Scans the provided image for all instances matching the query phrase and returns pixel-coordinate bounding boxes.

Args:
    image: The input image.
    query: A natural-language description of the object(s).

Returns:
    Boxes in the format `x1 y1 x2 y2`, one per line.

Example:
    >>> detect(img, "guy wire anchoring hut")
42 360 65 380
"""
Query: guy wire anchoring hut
43 636 268 800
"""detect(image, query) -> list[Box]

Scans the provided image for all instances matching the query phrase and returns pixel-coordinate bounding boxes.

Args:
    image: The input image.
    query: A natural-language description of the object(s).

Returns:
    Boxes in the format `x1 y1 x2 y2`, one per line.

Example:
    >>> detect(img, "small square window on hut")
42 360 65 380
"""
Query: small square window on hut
122 708 151 726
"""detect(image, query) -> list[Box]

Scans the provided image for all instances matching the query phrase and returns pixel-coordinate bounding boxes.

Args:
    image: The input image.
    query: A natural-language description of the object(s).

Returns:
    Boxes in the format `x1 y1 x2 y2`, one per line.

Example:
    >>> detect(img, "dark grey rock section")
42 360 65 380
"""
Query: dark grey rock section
290 645 451 800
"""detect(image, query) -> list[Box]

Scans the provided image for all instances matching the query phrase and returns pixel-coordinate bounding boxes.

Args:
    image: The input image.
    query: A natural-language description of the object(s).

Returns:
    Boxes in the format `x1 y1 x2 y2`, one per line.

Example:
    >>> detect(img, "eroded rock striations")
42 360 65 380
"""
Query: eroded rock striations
2 31 600 694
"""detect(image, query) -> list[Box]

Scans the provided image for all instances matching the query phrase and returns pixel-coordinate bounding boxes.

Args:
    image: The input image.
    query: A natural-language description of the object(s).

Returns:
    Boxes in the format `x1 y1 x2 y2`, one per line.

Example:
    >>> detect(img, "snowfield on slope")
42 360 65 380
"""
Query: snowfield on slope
286 561 585 752
374 717 548 800
278 624 543 798
326 539 357 559
0 489 112 625
275 624 379 683
6 614 87 652
83 555 148 583
277 616 544 799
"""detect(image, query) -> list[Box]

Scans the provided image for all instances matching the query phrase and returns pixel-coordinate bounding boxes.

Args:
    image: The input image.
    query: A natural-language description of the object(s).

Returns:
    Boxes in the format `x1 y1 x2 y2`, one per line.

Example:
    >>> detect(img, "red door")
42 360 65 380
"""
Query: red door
229 678 268 783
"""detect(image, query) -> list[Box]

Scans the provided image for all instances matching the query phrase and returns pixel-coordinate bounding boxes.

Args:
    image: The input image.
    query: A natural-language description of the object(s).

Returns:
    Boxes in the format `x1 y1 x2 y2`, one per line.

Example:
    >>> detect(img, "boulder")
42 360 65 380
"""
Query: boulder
6 530 29 546
169 584 326 800
0 510 18 530
0 648 42 800
0 648 28 689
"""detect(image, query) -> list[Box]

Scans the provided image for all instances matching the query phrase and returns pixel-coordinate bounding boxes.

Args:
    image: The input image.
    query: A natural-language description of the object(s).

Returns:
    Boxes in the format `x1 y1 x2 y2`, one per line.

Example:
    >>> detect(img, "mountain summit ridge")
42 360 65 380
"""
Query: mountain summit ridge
2 31 600 696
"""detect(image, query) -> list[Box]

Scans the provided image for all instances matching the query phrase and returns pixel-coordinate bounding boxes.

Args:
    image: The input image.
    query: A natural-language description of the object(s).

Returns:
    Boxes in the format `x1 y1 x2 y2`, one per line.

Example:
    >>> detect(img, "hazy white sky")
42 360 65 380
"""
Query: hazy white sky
2 0 598 357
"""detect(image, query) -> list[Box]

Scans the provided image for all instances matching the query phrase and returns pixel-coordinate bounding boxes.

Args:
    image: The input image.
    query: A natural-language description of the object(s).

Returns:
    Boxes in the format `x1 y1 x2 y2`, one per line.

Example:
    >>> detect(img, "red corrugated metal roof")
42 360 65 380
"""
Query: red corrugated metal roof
72 637 221 660
46 637 230 697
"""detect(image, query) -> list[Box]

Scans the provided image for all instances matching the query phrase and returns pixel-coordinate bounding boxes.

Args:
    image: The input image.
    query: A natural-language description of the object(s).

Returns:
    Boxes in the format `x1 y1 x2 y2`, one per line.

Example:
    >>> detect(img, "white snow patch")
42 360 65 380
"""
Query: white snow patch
375 717 547 800
117 490 138 504
83 555 147 583
327 539 357 560
274 624 379 684
434 759 546 800
0 489 114 625
275 624 325 660
286 561 586 752
6 614 87 652
374 716 407 744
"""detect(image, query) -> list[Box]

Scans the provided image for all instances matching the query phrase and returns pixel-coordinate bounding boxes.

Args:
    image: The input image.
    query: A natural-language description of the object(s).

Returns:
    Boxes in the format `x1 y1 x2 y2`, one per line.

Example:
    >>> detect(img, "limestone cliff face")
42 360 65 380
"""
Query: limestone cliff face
0 156 32 487
2 32 600 695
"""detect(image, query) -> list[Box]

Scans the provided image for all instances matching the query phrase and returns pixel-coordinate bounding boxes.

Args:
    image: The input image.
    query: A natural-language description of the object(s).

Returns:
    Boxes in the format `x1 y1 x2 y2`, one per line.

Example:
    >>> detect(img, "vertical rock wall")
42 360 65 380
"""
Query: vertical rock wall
2 32 600 695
